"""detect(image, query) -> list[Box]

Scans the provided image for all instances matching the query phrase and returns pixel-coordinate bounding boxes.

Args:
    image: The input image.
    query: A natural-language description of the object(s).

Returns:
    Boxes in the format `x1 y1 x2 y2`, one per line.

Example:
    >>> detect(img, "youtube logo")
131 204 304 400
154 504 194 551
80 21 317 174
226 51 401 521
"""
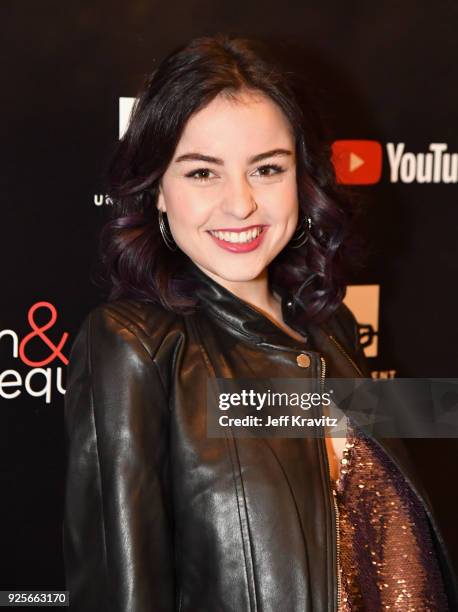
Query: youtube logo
332 140 383 185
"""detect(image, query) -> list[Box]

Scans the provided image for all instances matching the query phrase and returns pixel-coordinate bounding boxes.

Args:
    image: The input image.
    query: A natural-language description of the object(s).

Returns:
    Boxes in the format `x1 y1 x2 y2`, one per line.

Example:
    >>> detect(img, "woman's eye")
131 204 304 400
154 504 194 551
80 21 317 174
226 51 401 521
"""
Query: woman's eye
185 168 215 182
253 164 286 177
185 164 285 182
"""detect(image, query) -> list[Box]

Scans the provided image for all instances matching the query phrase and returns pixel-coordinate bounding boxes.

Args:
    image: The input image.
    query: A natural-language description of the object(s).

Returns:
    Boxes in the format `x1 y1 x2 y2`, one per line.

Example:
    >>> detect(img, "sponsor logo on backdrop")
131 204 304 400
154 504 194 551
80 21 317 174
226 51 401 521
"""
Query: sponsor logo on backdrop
0 302 67 404
92 98 136 205
344 285 379 358
385 142 457 183
94 194 113 206
344 285 395 377
332 140 383 185
119 96 135 138
332 140 457 184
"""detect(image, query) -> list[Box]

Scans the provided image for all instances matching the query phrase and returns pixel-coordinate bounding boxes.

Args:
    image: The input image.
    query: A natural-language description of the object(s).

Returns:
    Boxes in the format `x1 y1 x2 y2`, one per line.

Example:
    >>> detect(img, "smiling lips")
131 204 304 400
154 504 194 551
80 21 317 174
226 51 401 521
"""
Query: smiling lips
207 224 268 253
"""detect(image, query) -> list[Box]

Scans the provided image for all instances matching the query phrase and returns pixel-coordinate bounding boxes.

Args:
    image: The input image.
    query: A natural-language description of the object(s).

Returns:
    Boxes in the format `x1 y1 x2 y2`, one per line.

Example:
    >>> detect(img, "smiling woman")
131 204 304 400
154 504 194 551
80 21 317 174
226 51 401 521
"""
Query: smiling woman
63 34 457 612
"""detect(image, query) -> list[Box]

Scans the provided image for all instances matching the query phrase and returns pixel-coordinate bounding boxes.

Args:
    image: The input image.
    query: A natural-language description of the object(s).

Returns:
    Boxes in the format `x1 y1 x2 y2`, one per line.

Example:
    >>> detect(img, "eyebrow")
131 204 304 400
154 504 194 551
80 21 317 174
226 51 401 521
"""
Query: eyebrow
174 148 293 165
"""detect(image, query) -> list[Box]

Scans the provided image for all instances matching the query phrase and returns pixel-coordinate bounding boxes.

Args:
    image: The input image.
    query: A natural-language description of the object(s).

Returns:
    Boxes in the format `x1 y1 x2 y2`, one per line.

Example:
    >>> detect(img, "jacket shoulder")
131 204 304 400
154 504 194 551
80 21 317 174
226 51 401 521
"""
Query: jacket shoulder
79 297 184 362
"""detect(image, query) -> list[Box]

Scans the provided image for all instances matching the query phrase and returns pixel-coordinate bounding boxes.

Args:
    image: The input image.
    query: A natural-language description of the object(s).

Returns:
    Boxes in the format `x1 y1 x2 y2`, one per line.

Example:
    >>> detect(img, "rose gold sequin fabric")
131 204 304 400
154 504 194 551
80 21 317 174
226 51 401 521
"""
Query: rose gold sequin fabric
332 419 449 611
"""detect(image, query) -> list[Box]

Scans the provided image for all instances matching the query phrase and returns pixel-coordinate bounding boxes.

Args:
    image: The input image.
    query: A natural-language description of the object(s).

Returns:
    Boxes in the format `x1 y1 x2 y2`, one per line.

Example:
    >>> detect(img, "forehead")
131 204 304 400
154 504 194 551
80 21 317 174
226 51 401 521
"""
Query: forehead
174 90 295 155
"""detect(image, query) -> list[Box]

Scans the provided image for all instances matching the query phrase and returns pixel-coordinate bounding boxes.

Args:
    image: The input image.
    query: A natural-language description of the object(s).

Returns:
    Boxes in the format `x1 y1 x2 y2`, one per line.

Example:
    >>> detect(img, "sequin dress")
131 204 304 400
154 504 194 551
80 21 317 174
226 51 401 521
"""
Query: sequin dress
332 418 449 611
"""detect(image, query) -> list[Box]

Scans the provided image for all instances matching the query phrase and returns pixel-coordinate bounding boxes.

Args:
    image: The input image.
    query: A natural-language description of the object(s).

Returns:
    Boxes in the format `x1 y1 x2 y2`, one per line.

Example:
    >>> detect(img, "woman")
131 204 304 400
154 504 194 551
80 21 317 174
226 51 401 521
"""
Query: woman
63 35 457 611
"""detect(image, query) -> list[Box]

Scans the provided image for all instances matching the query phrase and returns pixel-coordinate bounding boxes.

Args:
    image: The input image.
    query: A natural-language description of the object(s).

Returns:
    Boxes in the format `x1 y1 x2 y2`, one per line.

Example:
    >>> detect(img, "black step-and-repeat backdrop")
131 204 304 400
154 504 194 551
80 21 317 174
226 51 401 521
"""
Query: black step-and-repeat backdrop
2 0 457 593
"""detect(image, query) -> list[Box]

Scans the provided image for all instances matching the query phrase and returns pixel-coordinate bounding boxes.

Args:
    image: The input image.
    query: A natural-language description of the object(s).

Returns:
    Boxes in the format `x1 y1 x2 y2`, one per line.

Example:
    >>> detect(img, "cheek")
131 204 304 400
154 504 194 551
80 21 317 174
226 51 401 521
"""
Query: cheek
164 189 209 230
259 178 298 220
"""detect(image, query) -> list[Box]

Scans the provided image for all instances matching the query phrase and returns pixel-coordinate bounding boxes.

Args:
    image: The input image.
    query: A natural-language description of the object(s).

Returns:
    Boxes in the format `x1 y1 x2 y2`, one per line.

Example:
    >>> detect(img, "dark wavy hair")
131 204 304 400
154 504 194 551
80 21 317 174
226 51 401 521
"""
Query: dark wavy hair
97 33 364 323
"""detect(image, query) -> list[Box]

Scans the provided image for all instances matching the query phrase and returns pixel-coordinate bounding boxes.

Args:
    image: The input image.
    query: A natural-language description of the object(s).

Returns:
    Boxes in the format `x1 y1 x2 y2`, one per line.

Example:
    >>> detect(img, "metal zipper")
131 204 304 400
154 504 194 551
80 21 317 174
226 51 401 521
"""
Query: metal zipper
332 488 342 611
320 355 342 611
328 334 365 378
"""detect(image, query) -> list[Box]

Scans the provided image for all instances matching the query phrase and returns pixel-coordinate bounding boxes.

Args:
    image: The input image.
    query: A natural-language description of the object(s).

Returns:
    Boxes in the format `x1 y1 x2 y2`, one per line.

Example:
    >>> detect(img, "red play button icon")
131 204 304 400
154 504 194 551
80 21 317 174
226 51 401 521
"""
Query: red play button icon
331 140 383 184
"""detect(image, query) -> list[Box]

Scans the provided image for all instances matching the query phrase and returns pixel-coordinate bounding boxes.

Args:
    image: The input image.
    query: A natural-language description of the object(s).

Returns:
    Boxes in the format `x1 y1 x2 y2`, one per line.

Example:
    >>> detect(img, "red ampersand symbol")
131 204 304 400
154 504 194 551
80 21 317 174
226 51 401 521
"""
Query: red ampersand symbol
19 301 69 366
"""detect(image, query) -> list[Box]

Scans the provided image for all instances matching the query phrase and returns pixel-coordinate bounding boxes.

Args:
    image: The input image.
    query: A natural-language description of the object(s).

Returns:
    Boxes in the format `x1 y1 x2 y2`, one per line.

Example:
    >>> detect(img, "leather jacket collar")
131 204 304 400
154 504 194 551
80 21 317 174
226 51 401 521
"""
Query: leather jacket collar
184 257 311 349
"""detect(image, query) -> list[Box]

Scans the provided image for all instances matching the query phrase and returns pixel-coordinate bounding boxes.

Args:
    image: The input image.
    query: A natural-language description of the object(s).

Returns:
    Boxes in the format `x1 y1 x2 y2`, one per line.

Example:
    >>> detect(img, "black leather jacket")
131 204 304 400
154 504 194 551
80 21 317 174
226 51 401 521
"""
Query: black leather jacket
63 259 458 611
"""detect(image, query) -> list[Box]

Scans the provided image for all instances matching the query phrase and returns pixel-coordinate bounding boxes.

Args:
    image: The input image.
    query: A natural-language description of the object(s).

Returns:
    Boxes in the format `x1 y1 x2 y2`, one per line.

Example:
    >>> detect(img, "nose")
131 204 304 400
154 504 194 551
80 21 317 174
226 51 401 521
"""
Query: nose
220 174 257 218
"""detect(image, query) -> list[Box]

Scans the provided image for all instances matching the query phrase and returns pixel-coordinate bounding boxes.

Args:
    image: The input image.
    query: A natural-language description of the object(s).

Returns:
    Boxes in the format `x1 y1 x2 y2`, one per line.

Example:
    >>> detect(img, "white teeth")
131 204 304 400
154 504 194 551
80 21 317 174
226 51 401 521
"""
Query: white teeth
210 227 262 244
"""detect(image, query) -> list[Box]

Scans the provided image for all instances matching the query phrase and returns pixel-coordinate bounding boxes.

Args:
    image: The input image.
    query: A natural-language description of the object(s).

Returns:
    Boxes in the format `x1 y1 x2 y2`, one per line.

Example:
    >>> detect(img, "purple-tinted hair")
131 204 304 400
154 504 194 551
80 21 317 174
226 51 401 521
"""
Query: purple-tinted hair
96 34 364 323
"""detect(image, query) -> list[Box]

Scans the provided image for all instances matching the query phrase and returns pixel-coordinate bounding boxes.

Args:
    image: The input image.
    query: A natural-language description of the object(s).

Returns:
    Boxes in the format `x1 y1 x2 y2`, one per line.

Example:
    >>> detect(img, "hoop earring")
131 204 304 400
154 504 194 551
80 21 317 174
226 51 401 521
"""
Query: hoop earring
158 210 177 251
290 213 312 249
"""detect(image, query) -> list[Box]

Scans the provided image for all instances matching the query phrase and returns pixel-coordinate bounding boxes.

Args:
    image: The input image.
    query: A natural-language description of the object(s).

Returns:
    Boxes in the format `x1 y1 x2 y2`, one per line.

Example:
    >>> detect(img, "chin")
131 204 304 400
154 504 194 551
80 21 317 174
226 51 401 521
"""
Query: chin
208 262 268 283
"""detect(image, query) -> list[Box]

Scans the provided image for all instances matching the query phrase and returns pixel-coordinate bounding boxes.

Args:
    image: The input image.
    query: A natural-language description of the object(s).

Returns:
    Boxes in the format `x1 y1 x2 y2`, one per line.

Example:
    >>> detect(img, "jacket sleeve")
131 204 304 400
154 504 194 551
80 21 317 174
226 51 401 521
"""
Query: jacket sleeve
63 305 175 612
